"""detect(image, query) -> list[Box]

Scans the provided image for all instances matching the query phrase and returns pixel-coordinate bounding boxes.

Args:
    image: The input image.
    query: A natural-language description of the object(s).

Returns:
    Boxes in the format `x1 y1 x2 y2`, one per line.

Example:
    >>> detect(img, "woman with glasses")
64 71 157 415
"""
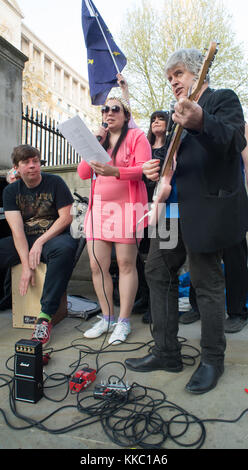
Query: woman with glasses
77 95 151 344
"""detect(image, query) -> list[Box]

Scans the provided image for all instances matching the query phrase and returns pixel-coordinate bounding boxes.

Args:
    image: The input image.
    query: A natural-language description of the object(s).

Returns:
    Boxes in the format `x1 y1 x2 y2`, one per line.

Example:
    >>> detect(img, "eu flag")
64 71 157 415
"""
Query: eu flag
82 0 127 105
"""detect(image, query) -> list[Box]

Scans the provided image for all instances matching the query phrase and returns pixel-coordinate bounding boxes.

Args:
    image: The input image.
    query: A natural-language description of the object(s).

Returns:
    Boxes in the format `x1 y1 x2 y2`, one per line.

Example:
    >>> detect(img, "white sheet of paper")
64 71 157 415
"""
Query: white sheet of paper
58 115 111 164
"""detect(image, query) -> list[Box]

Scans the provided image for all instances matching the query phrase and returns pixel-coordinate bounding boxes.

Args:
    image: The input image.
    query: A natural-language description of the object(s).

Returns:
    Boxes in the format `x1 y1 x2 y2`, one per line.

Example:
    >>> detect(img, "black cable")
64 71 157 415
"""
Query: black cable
1 148 245 447
0 374 13 389
87 145 169 375
135 214 193 367
1 343 248 449
89 168 115 372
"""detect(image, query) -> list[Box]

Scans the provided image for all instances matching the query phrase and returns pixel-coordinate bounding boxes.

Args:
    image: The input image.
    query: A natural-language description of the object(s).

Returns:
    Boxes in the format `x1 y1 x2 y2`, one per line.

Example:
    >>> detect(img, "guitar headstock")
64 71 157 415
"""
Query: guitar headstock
190 41 219 101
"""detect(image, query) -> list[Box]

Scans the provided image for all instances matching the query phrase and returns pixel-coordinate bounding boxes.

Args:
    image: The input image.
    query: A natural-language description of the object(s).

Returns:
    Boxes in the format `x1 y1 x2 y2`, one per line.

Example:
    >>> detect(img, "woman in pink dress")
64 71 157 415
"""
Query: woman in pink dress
77 97 151 344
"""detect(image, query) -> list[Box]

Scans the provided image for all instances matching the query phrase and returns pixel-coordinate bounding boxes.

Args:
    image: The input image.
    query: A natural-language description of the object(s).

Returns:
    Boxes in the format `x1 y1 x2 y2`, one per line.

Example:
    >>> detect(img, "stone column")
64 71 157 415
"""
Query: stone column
0 36 28 169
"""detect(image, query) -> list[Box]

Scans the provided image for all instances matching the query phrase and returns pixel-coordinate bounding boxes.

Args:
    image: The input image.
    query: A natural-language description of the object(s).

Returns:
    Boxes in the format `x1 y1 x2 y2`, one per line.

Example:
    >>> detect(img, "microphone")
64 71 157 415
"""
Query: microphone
163 101 176 156
96 122 108 141
166 101 176 136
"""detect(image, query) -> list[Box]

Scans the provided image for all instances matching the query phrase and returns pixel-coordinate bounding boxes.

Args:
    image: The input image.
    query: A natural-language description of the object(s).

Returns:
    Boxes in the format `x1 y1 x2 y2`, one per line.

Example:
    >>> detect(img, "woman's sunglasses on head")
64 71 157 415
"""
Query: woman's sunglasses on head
101 105 121 114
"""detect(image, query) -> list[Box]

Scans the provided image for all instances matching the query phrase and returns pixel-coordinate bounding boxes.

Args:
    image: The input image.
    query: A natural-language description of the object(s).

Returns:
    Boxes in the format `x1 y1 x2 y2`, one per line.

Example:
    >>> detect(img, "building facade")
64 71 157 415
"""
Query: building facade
0 0 99 130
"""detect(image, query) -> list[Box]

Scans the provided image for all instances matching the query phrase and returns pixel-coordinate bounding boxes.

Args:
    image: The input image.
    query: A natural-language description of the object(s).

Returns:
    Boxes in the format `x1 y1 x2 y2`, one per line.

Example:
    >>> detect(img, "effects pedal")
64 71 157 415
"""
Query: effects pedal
69 367 96 393
93 379 130 400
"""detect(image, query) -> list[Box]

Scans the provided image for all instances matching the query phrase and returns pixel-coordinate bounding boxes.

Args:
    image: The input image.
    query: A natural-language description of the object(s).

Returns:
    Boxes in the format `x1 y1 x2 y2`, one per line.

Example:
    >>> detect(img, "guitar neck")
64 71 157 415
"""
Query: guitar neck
161 81 204 178
154 42 217 192
160 41 217 179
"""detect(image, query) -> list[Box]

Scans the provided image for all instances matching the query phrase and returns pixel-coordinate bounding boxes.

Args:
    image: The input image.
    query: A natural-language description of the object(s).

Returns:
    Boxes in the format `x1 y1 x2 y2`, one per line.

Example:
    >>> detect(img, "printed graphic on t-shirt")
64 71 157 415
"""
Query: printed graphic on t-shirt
16 192 57 235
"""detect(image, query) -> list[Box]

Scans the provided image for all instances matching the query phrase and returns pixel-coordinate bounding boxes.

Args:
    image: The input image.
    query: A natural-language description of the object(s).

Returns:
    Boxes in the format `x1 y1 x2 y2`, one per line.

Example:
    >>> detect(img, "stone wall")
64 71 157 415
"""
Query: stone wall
43 164 95 298
42 163 90 199
0 34 95 299
0 36 27 168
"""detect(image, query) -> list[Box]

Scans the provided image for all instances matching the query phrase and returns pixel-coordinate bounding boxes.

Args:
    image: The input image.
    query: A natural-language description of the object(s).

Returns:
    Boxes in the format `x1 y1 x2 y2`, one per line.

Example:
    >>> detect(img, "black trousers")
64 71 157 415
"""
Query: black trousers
190 238 248 318
145 219 226 367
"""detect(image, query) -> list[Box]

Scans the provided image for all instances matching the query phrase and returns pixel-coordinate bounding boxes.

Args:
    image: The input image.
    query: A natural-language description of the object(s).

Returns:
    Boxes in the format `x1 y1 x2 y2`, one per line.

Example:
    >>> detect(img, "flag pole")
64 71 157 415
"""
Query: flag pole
87 0 121 74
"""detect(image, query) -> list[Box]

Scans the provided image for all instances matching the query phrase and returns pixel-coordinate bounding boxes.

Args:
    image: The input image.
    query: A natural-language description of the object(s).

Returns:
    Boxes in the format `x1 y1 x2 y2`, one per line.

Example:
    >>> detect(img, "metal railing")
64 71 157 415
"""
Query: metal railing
21 105 81 166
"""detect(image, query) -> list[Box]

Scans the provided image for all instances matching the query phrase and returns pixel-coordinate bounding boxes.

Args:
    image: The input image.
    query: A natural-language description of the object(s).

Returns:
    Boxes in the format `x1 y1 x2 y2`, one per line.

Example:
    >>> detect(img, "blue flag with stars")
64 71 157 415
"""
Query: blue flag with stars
81 0 127 105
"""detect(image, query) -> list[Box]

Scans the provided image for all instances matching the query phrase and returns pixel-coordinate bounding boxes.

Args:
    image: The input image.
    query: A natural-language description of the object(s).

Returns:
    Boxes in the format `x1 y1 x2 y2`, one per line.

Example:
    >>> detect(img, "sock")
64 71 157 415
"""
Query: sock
118 317 130 324
103 315 115 323
38 312 52 323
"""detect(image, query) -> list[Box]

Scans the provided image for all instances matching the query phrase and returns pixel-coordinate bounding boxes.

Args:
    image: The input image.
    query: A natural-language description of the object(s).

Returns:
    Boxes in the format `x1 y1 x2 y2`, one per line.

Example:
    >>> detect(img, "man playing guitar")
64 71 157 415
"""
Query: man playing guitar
125 45 248 394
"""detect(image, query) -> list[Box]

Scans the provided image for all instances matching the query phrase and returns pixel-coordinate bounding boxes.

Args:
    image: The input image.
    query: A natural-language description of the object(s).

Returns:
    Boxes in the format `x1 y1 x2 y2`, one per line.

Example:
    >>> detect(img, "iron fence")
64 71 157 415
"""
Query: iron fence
21 105 81 166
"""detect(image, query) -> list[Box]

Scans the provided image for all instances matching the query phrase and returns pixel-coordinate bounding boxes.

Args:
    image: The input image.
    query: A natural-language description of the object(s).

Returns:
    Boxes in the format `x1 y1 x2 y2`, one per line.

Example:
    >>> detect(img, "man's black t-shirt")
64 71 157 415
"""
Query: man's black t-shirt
3 173 74 236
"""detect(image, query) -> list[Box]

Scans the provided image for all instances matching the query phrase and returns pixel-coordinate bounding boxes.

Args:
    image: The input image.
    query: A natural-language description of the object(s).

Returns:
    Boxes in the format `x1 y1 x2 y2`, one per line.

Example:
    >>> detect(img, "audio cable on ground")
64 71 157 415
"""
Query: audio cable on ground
1 337 248 449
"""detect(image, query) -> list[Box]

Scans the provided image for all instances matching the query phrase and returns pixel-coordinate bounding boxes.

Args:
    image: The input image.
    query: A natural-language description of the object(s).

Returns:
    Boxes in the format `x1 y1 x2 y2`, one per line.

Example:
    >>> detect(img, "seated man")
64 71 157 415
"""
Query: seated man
1 144 78 345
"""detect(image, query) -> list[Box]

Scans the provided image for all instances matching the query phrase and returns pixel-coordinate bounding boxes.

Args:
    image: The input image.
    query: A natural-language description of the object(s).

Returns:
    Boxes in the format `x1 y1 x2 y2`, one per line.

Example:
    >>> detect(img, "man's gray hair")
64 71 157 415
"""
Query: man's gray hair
165 48 210 82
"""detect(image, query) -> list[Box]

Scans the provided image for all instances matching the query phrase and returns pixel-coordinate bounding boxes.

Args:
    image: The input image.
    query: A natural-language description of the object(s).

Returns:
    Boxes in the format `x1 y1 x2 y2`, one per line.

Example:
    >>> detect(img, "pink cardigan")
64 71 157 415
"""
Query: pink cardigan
77 128 151 234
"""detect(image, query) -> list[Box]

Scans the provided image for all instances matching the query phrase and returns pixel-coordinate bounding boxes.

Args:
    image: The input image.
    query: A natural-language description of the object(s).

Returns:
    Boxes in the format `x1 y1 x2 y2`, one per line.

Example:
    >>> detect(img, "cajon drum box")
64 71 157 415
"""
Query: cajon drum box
12 263 67 329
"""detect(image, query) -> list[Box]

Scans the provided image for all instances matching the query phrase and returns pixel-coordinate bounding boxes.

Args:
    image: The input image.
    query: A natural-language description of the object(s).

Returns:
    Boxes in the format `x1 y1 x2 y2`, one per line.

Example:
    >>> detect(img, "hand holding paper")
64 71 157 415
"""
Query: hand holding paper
89 160 120 177
58 115 111 164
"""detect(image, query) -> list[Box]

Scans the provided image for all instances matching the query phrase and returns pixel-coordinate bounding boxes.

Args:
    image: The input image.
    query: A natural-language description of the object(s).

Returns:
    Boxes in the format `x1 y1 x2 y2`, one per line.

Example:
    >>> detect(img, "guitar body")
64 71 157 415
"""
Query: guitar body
149 177 172 226
149 162 177 226
148 126 181 226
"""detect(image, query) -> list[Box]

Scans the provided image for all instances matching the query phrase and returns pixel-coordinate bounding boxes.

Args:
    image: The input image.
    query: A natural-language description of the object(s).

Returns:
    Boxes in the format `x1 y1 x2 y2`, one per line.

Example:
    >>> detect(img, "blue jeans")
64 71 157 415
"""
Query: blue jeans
0 232 78 317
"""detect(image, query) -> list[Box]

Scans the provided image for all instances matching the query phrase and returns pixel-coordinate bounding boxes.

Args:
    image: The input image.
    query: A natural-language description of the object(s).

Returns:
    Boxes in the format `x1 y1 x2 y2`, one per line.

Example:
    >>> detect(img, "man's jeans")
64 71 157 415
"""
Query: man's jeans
145 219 226 367
0 233 78 317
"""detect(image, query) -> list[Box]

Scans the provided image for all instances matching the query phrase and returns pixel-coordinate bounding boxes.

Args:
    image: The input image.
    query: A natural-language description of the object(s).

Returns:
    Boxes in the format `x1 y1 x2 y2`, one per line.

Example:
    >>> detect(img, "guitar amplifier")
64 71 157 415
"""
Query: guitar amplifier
14 339 43 403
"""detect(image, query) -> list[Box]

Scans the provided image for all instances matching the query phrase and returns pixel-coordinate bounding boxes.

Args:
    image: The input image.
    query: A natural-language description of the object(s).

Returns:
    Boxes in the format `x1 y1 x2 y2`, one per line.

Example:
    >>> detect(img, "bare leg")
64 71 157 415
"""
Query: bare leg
115 243 138 320
87 240 114 318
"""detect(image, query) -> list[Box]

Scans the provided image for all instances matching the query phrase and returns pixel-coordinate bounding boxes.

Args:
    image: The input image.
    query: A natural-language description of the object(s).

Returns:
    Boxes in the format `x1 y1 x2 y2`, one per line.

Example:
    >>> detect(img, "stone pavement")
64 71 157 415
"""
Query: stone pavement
0 301 248 452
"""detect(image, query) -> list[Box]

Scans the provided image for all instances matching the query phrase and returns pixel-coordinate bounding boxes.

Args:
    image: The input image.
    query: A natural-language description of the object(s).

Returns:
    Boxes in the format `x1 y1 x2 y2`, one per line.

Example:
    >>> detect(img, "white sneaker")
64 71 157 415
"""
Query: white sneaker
84 316 115 339
108 321 131 345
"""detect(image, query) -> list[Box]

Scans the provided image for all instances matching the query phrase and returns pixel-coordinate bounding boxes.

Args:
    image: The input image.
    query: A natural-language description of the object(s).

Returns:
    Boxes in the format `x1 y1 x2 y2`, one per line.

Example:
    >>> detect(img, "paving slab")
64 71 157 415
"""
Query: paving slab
0 306 248 452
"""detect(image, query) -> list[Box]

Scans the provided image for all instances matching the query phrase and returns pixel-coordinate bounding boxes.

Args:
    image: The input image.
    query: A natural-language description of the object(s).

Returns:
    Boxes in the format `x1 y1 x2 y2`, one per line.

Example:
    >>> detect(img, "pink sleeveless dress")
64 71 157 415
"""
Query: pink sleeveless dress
77 128 151 244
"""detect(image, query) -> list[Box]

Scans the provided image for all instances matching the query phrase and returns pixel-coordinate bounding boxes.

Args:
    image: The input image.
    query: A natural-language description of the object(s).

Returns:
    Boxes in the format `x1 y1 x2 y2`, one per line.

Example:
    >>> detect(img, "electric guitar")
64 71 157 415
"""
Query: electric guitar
148 41 218 226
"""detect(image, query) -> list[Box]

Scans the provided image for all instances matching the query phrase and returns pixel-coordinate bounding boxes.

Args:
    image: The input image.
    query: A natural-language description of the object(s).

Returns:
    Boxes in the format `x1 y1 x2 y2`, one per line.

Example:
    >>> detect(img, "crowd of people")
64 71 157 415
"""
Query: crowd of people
1 46 248 395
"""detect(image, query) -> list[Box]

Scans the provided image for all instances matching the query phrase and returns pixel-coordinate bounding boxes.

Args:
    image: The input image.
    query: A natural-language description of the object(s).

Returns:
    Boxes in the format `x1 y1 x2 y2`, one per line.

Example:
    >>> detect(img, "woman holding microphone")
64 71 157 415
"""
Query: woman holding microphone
77 83 151 345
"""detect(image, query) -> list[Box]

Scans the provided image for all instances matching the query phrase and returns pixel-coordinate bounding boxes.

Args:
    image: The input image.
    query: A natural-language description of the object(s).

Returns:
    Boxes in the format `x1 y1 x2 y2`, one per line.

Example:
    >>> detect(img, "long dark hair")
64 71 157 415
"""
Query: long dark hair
102 102 131 163
147 110 169 146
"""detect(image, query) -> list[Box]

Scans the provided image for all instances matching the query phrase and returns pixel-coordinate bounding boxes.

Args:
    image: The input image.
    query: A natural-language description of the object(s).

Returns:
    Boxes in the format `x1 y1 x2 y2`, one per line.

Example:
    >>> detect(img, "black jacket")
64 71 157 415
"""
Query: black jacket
176 87 248 253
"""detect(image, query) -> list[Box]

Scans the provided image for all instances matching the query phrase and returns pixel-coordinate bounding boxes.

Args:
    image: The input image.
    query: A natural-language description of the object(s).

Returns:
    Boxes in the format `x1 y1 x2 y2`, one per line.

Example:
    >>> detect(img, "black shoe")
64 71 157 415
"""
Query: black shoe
224 316 248 333
125 353 183 373
142 310 152 324
185 361 224 394
179 308 200 324
132 297 149 314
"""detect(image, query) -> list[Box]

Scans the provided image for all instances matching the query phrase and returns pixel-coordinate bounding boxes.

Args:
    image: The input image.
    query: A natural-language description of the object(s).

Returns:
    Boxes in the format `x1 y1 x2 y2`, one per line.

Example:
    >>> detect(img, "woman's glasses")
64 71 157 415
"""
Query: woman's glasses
101 105 121 114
